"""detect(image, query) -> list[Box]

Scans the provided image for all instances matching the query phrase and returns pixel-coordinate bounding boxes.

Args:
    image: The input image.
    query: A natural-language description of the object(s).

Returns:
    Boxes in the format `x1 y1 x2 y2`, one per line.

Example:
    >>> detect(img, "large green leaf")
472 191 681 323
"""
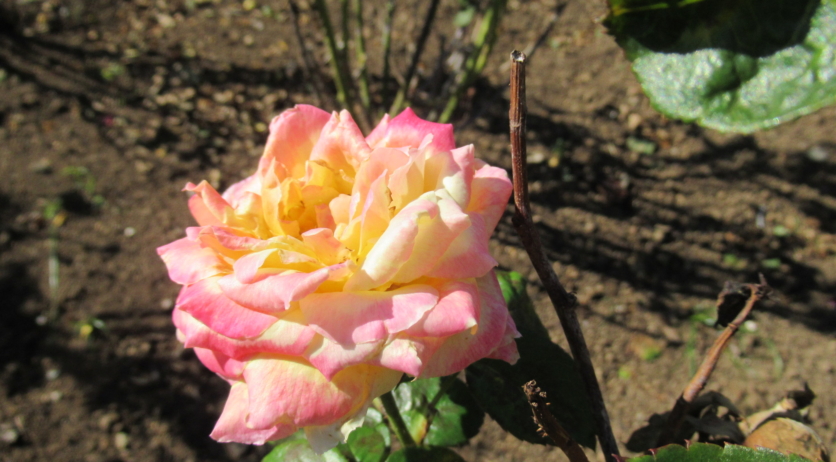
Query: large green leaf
386 447 466 462
347 427 387 462
464 271 596 449
391 376 485 447
605 0 836 133
627 442 813 462
261 431 350 462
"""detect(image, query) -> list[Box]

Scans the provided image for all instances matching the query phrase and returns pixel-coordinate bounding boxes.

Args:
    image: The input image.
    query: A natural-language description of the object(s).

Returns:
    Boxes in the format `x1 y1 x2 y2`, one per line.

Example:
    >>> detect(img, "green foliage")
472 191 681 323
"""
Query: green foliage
347 427 387 462
605 0 836 133
627 442 814 462
391 376 485 447
465 271 597 449
385 447 465 462
261 432 350 462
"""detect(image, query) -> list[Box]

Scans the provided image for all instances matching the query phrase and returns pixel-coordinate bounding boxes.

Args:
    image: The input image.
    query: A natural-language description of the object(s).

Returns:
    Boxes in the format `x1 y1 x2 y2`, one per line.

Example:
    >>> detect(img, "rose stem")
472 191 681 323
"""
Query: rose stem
388 0 440 115
657 275 770 446
353 0 371 113
288 0 327 107
437 0 506 123
312 0 355 116
380 0 395 114
525 380 590 462
508 50 620 462
380 391 416 447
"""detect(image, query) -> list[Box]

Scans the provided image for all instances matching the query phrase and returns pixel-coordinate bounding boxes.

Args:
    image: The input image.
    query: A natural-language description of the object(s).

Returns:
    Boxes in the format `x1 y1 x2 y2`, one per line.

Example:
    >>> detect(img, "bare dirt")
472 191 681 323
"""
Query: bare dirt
1 1 834 461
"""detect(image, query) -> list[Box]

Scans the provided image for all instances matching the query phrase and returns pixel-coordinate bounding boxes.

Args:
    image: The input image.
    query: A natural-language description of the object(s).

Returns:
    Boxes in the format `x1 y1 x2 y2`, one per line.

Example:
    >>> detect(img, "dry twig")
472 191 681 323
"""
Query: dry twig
657 274 772 446
509 50 620 462
525 380 590 462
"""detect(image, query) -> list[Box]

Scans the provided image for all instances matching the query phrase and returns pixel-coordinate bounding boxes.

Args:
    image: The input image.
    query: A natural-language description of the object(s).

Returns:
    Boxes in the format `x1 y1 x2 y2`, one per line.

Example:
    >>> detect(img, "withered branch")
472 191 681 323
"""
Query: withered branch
509 50 620 462
657 275 771 446
525 380 590 462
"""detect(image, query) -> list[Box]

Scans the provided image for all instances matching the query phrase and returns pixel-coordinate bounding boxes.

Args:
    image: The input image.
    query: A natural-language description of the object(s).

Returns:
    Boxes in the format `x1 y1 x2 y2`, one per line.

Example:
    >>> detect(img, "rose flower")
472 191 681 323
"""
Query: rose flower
158 105 519 452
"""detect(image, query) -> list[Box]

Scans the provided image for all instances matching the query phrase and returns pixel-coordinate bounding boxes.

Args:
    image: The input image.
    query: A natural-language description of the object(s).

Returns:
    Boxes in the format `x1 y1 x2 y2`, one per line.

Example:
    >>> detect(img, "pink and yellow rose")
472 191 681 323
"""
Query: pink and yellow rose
157 105 519 452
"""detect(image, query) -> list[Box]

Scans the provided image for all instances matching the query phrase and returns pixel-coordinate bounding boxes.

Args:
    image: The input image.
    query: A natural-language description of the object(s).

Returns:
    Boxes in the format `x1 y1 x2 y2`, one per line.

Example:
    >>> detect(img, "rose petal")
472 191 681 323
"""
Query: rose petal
468 164 513 232
304 335 382 380
343 195 435 292
419 271 518 377
390 191 470 284
300 285 439 345
259 104 331 180
193 347 246 380
157 238 228 285
185 181 234 226
425 212 497 280
211 381 293 444
309 110 371 175
218 265 341 314
373 336 444 377
175 277 277 339
366 108 456 152
243 358 400 430
405 279 479 338
174 309 317 359
304 407 368 454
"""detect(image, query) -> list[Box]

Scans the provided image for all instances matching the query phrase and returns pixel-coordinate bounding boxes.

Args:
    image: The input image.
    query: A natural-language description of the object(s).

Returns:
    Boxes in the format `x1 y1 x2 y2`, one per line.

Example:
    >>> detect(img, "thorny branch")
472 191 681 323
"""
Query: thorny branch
525 380 590 462
657 274 772 446
509 50 620 462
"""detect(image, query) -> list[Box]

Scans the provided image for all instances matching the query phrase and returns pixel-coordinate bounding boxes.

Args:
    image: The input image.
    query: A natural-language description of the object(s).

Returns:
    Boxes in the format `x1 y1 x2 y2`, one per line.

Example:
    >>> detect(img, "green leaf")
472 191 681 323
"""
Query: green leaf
261 431 350 462
391 376 485 447
605 0 836 133
347 427 387 462
465 271 596 448
386 447 466 462
362 407 392 447
626 442 814 462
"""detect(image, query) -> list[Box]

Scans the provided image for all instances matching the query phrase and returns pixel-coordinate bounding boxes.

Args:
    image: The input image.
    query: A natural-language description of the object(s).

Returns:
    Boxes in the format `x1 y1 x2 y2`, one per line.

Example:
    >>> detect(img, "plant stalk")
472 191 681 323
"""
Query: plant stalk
389 0 441 115
509 50 620 462
380 0 395 112
353 0 371 111
657 276 771 446
438 0 506 123
287 0 327 106
380 391 416 448
525 380 590 462
312 0 354 113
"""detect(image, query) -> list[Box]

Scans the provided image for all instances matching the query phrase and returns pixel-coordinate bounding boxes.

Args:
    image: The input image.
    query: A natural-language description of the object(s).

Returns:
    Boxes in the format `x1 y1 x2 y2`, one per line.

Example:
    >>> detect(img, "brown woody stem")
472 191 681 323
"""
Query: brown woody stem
657 275 771 446
525 380 590 462
509 50 620 462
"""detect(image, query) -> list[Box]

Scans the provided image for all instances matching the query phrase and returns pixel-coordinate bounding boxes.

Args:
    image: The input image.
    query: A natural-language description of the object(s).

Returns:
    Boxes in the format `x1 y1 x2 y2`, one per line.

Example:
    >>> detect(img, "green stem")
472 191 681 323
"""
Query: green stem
389 0 441 115
380 0 395 113
380 391 416 447
438 0 506 123
313 0 354 111
353 0 371 111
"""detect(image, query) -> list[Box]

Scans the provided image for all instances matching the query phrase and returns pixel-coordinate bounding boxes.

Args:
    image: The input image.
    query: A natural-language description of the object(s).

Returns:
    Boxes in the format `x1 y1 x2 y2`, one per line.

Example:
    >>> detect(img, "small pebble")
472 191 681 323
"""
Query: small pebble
626 113 643 131
29 158 53 173
807 145 831 162
45 368 61 381
160 298 174 310
124 227 136 237
114 432 129 450
0 426 19 444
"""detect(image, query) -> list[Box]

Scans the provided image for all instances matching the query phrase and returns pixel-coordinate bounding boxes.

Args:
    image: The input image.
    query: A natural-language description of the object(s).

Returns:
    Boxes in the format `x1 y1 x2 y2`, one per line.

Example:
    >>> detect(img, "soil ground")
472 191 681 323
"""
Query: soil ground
1 1 834 461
